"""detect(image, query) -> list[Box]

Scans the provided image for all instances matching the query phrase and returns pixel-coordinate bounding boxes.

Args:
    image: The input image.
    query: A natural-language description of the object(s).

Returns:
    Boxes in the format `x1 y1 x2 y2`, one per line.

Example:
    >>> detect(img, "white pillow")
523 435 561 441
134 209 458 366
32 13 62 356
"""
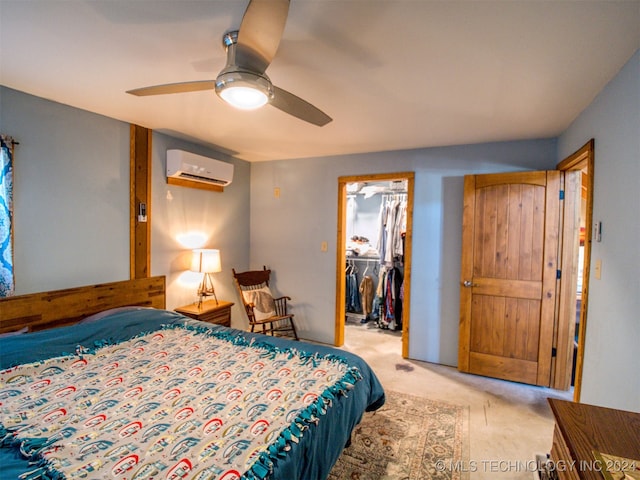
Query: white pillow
0 326 28 338
242 286 276 321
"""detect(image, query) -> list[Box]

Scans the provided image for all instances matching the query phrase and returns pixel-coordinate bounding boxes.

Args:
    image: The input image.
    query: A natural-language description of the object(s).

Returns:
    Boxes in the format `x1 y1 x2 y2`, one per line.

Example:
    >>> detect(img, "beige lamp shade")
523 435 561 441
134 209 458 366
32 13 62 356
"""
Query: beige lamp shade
191 249 222 273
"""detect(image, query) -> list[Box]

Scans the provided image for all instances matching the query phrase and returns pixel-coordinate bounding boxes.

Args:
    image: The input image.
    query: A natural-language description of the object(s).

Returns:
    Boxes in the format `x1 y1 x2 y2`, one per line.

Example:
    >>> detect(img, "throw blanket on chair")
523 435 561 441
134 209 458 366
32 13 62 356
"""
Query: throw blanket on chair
0 325 362 480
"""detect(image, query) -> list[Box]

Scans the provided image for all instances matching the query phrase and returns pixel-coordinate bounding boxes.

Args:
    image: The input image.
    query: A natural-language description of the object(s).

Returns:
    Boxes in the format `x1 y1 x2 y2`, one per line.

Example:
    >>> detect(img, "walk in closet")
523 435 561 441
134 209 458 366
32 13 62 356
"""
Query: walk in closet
336 172 414 357
344 180 408 331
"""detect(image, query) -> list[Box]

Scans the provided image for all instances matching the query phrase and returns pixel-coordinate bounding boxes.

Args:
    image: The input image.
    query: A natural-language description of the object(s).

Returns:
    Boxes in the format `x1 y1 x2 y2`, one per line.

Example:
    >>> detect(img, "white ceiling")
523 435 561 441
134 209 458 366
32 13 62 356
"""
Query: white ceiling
1 1 639 161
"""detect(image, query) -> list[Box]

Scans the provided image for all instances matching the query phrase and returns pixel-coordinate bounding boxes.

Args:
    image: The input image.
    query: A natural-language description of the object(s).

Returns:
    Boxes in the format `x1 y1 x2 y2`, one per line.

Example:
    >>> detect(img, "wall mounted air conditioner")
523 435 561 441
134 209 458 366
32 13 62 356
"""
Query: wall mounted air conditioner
166 149 234 187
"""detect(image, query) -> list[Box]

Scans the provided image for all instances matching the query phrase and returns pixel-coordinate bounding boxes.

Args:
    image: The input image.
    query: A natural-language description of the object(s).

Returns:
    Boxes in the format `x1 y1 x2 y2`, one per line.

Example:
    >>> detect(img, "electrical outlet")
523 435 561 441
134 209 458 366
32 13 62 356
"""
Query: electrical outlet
321 241 328 252
274 187 281 199
595 259 602 279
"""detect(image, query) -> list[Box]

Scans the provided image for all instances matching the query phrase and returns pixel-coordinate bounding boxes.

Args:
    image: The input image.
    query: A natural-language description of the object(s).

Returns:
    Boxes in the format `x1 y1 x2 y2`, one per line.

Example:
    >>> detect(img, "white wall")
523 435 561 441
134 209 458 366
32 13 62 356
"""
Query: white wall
558 49 640 412
347 191 384 245
250 140 558 364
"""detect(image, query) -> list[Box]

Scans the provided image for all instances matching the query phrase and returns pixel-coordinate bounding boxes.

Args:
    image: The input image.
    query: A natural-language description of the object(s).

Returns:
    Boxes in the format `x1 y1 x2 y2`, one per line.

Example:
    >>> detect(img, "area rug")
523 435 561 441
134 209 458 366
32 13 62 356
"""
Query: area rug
328 390 469 480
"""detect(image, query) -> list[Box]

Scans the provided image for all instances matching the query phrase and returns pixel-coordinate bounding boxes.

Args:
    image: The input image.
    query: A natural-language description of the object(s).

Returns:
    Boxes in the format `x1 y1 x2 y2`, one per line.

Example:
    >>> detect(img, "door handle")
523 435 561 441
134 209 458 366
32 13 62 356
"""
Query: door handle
463 280 477 288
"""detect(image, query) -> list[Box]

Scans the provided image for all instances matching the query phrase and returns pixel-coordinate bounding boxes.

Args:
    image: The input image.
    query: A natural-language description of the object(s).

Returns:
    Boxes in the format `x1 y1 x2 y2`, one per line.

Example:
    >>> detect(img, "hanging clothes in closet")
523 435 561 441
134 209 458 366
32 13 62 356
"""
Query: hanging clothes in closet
345 183 406 329
345 262 362 314
377 266 403 330
359 273 374 320
345 259 379 323
372 193 406 330
376 194 407 267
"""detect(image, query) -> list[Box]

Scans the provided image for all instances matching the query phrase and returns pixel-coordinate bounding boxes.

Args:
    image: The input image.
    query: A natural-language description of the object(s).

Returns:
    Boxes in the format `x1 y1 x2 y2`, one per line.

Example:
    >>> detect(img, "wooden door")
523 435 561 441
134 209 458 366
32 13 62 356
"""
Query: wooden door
458 171 560 386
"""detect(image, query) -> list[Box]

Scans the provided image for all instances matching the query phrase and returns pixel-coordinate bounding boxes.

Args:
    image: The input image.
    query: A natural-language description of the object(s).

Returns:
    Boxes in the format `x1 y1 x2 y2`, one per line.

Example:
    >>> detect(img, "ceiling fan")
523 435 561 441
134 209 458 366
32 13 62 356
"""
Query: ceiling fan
126 0 332 127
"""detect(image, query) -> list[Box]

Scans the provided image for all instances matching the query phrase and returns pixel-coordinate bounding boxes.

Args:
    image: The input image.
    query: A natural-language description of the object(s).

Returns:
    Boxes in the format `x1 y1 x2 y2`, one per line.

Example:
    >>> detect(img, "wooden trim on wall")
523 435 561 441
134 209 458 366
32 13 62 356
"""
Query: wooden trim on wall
457 175 475 373
335 181 347 347
402 174 414 359
556 139 593 171
556 139 594 402
167 177 223 192
130 125 152 279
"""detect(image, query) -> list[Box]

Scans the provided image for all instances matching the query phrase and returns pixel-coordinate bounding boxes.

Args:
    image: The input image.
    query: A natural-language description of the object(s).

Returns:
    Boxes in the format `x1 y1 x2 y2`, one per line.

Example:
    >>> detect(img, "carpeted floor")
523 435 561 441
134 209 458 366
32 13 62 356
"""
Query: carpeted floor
328 390 470 480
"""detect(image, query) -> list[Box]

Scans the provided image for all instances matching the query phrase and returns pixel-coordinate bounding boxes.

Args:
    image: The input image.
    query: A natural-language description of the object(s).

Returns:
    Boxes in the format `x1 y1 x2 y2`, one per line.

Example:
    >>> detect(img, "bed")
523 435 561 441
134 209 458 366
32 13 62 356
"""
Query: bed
0 277 385 480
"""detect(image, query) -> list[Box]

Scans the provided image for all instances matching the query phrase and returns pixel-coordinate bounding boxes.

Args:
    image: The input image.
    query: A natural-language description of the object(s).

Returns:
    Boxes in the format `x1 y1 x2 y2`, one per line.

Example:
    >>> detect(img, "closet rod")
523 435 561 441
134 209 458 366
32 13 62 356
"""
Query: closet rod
381 193 407 200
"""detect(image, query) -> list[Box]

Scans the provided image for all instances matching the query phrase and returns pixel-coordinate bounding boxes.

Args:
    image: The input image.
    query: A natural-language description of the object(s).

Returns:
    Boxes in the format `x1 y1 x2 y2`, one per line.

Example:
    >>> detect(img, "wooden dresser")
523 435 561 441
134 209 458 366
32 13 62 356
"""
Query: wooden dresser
174 300 234 328
548 398 640 480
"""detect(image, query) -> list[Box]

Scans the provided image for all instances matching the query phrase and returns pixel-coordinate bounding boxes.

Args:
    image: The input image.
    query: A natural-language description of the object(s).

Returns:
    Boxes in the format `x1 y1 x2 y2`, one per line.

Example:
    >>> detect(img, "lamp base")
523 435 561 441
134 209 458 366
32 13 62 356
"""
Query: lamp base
197 272 219 309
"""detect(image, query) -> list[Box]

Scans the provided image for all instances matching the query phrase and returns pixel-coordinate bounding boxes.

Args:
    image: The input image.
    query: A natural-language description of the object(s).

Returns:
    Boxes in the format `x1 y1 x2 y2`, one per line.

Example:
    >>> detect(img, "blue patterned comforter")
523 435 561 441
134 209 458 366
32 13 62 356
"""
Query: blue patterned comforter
0 309 385 480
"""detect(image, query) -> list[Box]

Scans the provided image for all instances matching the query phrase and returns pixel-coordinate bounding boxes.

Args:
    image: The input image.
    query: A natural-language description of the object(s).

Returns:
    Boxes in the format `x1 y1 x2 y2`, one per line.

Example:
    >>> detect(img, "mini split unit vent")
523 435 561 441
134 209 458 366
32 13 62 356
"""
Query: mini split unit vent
166 149 233 186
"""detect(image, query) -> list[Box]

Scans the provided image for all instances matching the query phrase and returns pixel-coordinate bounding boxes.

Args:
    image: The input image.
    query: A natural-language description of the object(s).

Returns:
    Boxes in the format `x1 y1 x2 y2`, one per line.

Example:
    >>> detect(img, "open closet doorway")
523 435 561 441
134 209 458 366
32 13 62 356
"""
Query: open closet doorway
335 172 414 358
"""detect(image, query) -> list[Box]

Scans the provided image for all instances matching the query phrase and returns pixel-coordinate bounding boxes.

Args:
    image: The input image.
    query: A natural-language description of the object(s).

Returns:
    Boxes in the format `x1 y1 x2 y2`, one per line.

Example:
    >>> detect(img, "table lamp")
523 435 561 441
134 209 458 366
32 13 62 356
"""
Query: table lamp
191 248 221 308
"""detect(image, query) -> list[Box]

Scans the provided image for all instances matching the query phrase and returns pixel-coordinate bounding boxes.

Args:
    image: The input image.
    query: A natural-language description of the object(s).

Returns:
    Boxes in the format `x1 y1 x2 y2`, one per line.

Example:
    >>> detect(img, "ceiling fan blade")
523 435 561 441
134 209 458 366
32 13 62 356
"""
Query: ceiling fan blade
127 80 215 96
235 0 290 74
271 86 332 126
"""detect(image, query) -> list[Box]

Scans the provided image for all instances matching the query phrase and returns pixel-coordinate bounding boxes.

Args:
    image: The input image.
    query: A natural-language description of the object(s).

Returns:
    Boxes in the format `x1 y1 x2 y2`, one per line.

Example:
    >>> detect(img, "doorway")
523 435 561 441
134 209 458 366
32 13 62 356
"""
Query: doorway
556 139 594 401
335 172 414 358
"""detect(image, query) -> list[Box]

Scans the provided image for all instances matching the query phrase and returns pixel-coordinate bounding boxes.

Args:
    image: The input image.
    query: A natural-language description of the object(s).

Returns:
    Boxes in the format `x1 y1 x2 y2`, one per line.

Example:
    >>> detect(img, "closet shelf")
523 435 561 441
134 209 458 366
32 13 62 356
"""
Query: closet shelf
346 255 380 261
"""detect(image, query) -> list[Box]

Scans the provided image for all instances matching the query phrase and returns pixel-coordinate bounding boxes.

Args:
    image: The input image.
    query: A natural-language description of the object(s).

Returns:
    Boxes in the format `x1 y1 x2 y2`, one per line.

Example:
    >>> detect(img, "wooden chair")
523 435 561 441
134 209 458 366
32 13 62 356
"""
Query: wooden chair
232 266 298 340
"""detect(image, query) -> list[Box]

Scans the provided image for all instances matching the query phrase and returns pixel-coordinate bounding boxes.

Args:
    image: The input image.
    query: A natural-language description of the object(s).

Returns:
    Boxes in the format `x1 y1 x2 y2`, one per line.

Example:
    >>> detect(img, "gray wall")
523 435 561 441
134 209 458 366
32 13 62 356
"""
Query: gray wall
150 133 251 324
1 86 251 327
250 140 558 364
3 87 131 292
558 49 639 412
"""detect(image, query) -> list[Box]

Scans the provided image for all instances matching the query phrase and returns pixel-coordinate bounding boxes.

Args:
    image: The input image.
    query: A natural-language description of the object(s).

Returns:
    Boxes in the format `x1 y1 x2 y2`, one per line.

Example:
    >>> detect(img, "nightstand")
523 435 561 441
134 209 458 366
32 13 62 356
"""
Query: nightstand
174 299 234 327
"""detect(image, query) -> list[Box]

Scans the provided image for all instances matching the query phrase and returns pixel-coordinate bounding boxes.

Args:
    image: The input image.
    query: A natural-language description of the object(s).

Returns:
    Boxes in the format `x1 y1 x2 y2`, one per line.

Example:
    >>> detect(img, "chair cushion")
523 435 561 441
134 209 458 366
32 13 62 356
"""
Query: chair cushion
242 286 276 321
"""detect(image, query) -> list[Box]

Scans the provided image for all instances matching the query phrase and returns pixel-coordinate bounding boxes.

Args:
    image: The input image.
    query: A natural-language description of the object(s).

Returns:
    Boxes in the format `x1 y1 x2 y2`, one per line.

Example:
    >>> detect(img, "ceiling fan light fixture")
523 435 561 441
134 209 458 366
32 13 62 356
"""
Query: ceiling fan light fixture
220 86 268 110
215 70 273 110
127 2 331 126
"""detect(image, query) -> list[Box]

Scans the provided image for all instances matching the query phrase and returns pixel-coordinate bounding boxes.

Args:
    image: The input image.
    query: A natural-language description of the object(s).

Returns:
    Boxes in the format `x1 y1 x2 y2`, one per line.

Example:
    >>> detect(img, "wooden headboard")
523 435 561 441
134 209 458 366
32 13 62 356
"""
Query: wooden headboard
0 276 166 334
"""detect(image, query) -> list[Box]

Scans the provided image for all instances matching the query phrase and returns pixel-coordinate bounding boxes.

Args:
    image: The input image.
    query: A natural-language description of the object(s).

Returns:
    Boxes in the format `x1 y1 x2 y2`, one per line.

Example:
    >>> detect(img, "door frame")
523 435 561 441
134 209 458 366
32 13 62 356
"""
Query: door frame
556 139 594 400
335 172 415 358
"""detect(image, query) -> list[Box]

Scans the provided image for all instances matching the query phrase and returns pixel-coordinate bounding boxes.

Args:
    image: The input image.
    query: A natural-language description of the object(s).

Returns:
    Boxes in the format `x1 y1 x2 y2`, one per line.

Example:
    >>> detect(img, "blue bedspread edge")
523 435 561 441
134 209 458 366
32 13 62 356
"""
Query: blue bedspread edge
0 308 385 480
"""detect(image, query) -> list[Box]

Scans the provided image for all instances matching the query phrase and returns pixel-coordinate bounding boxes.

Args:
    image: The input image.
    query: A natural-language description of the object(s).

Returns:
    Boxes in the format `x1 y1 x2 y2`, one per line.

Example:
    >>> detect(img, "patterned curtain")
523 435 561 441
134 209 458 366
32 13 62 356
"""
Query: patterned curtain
0 134 15 296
